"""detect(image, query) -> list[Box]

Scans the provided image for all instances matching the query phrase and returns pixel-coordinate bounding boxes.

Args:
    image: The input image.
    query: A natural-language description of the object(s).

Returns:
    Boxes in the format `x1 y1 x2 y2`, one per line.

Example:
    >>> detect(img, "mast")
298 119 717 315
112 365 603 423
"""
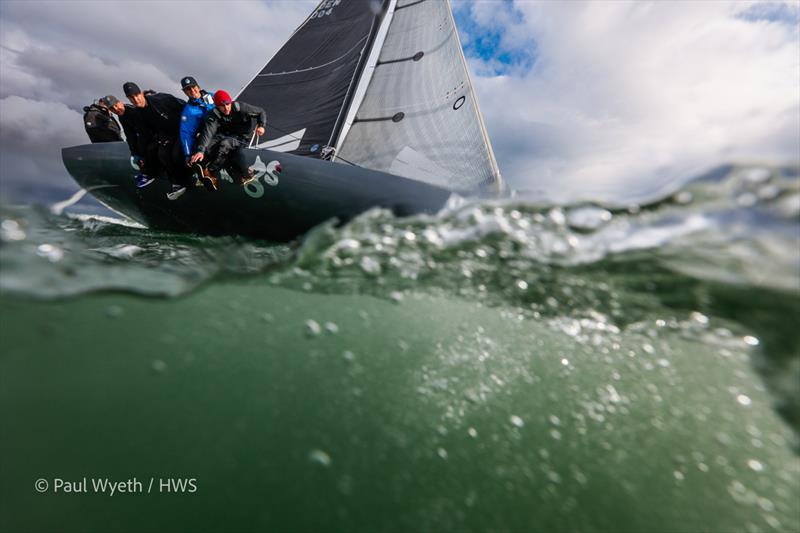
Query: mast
327 0 395 152
330 0 398 158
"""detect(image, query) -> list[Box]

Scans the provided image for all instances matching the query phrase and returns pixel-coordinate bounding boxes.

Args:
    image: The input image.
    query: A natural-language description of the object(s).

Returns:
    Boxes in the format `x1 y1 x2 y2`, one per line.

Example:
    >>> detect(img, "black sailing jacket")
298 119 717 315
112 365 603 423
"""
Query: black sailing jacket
196 101 267 154
83 104 122 143
136 92 185 145
117 104 141 156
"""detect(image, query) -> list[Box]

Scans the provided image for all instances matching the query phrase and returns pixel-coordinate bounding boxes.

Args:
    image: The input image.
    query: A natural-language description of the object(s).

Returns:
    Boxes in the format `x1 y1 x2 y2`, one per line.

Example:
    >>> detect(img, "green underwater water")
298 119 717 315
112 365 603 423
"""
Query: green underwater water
1 283 798 532
1 164 799 532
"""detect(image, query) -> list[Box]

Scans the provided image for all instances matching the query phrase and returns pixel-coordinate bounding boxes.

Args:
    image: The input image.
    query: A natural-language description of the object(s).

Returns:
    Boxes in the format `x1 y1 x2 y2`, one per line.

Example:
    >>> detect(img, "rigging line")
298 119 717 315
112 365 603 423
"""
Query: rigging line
249 124 362 168
50 184 119 215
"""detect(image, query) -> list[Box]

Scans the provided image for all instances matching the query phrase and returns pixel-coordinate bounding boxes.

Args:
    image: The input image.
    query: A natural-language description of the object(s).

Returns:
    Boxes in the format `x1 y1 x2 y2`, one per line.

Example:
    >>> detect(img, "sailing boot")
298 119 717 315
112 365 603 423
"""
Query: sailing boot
239 168 257 186
199 166 219 191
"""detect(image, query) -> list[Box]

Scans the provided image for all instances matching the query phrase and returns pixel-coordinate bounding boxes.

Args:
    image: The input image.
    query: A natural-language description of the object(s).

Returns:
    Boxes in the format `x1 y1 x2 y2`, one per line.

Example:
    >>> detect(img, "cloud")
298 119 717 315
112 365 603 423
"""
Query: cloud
468 0 800 201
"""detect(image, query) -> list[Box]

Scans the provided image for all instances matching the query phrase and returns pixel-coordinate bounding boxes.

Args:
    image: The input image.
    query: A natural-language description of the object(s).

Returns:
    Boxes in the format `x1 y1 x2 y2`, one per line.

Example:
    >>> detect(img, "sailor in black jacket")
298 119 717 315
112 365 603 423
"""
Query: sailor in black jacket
123 81 191 199
83 100 122 143
190 90 266 185
102 94 157 189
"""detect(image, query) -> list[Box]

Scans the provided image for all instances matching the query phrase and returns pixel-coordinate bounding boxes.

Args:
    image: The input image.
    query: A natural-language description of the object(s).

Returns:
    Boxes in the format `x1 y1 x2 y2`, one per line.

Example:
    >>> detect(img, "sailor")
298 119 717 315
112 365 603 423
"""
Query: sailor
83 99 122 143
178 76 217 189
123 81 191 200
101 94 154 188
189 90 266 186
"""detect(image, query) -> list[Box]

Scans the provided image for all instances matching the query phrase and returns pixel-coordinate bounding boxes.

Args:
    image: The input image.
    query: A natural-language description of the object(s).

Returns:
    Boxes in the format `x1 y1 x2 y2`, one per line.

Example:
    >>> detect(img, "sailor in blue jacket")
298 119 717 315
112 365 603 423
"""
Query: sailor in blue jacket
178 76 215 161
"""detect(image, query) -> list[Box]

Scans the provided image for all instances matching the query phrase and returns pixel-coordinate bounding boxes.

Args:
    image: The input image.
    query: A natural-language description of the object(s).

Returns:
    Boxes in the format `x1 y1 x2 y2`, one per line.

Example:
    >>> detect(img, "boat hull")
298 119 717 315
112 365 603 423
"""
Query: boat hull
62 142 452 241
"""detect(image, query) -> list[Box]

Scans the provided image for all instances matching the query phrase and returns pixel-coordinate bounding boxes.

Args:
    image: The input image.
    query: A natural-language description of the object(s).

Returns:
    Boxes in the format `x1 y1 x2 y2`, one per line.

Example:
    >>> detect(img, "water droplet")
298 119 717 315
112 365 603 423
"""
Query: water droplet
36 243 64 262
304 320 321 337
690 312 709 325
736 192 757 207
549 429 562 440
467 427 478 438
151 359 167 374
389 291 404 303
1 219 26 241
560 358 570 366
359 256 381 275
516 280 528 290
437 447 448 460
673 470 685 481
105 305 124 318
261 312 274 323
548 415 561 426
737 394 752 406
747 459 764 472
510 415 524 428
342 350 355 362
324 322 339 334
757 497 774 512
309 449 331 467
337 475 353 495
743 336 759 346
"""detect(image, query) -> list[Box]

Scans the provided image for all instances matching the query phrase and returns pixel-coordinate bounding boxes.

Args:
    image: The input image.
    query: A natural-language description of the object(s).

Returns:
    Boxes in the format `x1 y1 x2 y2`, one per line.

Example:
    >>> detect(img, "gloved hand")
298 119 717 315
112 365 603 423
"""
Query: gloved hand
131 155 144 169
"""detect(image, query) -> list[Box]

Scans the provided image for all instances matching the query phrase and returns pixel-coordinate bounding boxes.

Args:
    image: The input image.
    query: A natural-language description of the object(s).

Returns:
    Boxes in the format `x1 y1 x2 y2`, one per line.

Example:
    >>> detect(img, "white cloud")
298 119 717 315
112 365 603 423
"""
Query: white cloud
471 0 800 201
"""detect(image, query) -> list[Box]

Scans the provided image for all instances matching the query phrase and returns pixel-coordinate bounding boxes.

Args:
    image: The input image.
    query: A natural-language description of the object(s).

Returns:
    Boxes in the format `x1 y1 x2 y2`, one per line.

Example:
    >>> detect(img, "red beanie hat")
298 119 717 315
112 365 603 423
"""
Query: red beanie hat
213 90 232 107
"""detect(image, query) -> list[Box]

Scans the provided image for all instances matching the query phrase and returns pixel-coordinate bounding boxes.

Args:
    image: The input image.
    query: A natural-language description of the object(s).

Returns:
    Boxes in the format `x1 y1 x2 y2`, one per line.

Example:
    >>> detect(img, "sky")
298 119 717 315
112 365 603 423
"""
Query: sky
0 0 798 207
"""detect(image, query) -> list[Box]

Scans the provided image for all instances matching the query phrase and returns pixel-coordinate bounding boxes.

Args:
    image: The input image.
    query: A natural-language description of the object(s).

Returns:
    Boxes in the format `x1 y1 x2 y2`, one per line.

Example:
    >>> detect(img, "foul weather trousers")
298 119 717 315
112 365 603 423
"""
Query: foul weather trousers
205 136 248 181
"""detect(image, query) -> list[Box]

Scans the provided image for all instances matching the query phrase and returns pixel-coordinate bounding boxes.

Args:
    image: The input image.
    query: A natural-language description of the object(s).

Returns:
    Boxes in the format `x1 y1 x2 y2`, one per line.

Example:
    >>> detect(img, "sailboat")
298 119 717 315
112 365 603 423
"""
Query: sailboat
62 0 504 241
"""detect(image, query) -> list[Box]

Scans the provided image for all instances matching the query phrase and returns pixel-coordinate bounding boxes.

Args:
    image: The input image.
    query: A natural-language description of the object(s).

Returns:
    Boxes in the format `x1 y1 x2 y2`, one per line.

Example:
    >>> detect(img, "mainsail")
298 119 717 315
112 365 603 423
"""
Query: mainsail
237 0 389 156
238 0 503 193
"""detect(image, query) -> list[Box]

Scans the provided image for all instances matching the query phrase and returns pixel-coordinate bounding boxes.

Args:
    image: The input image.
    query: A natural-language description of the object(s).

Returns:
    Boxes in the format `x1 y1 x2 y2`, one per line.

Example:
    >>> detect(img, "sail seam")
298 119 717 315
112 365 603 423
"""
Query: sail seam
395 0 427 10
376 25 454 66
257 36 368 77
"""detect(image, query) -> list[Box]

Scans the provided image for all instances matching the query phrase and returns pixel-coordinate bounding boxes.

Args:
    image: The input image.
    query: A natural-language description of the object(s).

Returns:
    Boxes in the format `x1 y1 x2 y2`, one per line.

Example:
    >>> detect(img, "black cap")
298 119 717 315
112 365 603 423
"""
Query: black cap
122 82 141 97
99 95 119 108
180 76 198 90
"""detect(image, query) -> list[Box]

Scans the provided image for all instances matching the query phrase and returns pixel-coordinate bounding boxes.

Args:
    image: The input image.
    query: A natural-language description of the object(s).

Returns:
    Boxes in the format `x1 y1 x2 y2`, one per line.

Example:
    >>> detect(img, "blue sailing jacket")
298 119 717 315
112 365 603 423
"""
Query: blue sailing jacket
179 91 215 157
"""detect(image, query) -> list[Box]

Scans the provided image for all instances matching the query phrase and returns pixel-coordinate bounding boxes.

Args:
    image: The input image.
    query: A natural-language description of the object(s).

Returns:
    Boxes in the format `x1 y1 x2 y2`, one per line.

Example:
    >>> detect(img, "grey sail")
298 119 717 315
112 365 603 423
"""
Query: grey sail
333 0 503 193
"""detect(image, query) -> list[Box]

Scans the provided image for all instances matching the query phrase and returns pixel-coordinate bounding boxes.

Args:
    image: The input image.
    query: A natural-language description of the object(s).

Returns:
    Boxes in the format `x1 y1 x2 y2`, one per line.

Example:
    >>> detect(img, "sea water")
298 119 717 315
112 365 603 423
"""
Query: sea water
0 164 798 532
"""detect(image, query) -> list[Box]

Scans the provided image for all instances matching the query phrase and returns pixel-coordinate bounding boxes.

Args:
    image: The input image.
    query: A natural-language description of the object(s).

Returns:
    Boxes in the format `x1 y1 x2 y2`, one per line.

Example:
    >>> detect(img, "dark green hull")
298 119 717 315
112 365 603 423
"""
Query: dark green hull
62 142 452 241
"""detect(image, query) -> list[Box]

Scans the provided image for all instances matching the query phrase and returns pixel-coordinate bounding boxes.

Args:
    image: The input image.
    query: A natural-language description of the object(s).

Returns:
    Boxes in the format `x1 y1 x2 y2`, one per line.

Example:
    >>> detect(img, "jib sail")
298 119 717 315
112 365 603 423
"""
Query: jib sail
333 0 503 193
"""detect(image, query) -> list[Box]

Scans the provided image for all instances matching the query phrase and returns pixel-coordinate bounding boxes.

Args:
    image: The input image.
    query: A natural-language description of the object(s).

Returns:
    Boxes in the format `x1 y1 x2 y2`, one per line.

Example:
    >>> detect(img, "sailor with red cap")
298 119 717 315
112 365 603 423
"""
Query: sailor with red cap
190 90 267 186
